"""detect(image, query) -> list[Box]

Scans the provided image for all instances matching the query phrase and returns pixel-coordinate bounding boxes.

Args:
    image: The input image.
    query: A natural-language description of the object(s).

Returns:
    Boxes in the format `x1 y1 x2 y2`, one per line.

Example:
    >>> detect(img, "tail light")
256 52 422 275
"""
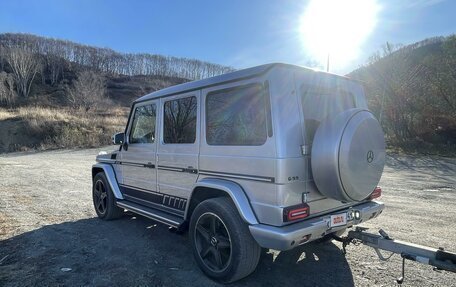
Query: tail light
370 186 382 199
283 203 310 222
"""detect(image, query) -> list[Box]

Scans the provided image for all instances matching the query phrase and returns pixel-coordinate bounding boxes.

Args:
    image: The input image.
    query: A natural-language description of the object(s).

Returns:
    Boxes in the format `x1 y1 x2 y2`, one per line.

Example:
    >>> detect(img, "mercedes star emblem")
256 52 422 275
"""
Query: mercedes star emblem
367 150 374 163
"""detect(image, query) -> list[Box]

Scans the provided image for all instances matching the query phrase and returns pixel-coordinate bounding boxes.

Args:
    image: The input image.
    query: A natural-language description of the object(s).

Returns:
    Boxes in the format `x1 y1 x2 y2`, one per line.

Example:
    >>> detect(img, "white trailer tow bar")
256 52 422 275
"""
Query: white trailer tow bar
333 227 456 284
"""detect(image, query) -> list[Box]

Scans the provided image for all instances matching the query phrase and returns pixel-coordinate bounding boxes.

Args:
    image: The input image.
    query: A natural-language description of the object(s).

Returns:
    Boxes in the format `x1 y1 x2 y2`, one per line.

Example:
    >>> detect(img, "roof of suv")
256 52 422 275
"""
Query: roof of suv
135 63 351 103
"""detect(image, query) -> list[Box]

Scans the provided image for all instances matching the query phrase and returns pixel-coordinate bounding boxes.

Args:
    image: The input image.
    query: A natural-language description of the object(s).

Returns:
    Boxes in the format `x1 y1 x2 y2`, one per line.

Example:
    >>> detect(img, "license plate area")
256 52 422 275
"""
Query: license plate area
330 213 347 228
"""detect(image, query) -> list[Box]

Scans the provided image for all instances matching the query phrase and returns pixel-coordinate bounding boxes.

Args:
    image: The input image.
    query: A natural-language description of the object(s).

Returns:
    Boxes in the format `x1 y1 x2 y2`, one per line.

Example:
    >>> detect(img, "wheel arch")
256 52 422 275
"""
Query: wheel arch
92 163 124 200
185 178 258 225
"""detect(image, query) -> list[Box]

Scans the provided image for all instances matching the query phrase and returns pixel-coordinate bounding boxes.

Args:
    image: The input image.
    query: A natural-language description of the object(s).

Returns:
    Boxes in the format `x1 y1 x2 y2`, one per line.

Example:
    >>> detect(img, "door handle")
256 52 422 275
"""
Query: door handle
184 166 198 174
145 162 155 169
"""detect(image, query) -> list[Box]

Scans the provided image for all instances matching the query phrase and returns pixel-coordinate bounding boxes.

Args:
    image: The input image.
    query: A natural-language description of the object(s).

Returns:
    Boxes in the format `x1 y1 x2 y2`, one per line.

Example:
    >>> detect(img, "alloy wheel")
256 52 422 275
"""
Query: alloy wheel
194 212 232 273
94 180 108 215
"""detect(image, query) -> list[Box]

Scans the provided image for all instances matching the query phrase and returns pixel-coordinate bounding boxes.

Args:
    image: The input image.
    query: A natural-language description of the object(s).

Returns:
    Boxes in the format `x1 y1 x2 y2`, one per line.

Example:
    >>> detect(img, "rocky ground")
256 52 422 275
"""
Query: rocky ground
0 147 455 286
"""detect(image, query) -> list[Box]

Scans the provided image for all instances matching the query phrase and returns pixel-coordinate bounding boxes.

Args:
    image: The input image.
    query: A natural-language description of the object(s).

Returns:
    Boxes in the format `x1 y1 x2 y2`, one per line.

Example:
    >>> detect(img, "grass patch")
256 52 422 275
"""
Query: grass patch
0 107 128 152
0 109 15 120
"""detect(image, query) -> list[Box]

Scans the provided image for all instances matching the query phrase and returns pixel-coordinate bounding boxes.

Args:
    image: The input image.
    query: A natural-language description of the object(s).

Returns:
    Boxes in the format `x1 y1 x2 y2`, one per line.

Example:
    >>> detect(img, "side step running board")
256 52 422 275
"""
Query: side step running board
117 200 185 228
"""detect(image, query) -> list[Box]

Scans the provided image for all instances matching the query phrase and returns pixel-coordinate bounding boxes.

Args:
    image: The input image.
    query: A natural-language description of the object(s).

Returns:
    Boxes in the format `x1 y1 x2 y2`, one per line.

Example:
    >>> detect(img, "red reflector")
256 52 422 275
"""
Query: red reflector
283 204 310 222
370 186 382 199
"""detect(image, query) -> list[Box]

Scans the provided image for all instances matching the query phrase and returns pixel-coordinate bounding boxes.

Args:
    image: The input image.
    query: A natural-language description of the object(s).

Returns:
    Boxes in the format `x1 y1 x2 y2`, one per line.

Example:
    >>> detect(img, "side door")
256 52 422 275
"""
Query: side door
157 92 200 213
119 100 160 203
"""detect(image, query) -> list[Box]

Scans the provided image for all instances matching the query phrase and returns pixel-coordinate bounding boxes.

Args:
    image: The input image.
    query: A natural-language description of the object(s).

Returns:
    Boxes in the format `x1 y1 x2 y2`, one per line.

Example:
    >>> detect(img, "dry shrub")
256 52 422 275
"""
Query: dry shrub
65 70 108 110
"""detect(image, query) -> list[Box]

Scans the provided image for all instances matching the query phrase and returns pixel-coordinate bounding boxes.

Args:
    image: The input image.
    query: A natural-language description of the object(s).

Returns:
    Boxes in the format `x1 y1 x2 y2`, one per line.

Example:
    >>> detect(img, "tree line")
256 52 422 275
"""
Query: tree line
0 33 234 107
0 33 233 81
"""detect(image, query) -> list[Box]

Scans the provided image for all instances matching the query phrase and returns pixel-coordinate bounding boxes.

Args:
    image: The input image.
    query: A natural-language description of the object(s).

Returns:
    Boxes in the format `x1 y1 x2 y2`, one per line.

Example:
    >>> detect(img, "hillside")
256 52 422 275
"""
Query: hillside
0 33 234 108
349 36 456 153
0 33 233 152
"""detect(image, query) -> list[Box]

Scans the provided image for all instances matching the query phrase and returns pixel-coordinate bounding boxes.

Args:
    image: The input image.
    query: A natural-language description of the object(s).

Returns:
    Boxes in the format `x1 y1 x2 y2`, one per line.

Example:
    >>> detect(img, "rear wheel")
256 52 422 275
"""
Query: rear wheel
189 197 261 283
93 172 124 220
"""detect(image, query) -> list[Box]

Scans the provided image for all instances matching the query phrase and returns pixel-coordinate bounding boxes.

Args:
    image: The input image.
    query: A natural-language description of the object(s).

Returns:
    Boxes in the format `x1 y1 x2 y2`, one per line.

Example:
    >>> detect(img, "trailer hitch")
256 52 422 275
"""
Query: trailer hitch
333 227 456 285
330 232 356 254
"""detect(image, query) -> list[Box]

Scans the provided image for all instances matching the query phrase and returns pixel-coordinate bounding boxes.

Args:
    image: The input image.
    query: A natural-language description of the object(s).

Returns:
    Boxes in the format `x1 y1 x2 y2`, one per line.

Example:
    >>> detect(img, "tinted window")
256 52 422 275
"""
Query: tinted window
163 96 197 143
129 104 156 144
301 85 355 144
206 84 267 145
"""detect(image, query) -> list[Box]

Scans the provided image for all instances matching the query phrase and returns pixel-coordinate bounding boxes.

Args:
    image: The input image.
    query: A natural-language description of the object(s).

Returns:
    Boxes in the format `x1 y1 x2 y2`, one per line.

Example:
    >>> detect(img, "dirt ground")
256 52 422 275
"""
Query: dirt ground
0 147 455 287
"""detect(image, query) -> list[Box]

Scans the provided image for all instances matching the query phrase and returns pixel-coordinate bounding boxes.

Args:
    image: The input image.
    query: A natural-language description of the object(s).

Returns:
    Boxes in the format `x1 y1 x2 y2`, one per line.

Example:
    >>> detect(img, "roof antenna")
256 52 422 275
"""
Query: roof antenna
326 53 330 72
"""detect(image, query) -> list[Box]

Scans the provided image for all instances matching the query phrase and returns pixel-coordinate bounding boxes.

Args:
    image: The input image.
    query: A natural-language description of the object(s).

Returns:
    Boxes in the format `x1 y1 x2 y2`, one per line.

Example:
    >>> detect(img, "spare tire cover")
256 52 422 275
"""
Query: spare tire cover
311 108 385 202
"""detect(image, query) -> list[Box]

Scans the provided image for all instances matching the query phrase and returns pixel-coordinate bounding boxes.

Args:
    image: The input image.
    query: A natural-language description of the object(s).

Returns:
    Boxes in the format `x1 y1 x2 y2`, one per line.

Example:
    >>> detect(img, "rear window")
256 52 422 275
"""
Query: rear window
301 85 356 144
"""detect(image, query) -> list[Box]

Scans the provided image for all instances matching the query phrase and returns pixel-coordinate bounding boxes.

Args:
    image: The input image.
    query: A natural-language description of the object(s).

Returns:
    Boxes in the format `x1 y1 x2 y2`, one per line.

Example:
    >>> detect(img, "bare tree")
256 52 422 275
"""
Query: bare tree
66 70 107 110
4 47 40 98
0 71 17 107
44 54 65 86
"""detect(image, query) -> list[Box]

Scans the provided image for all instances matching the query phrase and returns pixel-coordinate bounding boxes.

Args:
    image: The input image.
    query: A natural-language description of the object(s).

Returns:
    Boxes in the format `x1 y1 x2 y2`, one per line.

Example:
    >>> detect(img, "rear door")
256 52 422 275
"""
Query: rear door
119 100 159 201
157 92 200 212
296 72 361 211
298 75 358 147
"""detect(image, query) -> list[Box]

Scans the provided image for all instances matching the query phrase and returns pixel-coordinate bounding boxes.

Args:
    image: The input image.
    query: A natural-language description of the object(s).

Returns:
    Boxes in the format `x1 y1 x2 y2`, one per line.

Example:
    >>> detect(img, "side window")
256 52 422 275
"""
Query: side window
129 104 156 144
206 84 267 146
163 96 197 144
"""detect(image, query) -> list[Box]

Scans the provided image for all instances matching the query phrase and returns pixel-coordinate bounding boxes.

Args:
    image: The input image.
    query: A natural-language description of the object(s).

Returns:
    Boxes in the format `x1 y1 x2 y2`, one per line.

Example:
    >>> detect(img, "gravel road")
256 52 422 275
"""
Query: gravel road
0 147 455 287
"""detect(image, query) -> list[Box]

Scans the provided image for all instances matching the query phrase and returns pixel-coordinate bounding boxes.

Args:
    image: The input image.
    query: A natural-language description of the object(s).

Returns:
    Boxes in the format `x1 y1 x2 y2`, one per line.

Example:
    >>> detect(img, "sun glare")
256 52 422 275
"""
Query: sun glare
300 0 380 71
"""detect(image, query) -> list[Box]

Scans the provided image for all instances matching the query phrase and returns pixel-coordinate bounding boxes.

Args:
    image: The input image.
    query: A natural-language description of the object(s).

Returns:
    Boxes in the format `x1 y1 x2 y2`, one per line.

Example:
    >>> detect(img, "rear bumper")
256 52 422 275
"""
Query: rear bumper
249 201 384 251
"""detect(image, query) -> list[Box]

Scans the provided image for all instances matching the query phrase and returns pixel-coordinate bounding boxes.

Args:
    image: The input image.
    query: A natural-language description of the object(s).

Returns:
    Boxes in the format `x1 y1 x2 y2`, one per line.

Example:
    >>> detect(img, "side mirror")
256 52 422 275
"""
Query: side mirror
112 132 125 145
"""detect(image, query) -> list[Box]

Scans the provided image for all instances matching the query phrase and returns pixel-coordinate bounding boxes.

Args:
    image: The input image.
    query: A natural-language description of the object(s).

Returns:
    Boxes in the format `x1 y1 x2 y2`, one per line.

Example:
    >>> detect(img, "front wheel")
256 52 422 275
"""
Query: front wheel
189 197 261 283
92 172 124 220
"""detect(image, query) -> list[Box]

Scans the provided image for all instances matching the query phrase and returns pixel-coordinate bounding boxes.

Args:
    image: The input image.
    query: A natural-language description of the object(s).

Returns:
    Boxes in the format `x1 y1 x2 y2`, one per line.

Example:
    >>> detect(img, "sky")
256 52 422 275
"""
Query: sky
0 0 455 74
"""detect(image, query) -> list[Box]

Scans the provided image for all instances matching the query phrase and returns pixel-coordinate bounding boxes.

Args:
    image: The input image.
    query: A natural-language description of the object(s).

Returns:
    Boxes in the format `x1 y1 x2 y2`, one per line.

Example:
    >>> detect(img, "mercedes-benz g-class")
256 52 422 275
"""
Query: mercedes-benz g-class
92 63 385 283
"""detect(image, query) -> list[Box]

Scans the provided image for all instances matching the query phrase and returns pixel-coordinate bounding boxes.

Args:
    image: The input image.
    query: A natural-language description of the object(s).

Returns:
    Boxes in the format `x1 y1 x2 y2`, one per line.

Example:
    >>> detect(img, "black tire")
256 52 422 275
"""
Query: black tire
93 172 124 220
189 197 261 283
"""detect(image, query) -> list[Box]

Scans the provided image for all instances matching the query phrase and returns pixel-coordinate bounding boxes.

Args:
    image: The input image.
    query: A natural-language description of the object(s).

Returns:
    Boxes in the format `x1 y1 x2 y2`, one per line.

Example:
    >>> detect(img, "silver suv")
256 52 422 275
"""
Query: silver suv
92 63 386 283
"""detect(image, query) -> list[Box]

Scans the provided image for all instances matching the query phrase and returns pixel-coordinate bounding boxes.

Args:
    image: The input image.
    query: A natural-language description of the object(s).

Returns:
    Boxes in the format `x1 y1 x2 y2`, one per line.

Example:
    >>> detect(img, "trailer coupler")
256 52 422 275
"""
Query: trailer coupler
332 227 456 284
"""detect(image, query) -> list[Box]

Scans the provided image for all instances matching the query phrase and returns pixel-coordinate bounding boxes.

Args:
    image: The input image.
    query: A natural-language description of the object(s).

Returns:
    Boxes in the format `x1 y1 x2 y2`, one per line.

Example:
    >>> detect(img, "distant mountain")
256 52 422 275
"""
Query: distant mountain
349 36 456 148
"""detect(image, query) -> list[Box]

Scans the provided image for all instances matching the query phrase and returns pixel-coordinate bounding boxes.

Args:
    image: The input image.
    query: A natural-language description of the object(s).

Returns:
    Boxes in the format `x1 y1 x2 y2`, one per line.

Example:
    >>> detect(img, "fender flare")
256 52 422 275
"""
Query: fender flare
185 178 258 225
92 163 124 200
